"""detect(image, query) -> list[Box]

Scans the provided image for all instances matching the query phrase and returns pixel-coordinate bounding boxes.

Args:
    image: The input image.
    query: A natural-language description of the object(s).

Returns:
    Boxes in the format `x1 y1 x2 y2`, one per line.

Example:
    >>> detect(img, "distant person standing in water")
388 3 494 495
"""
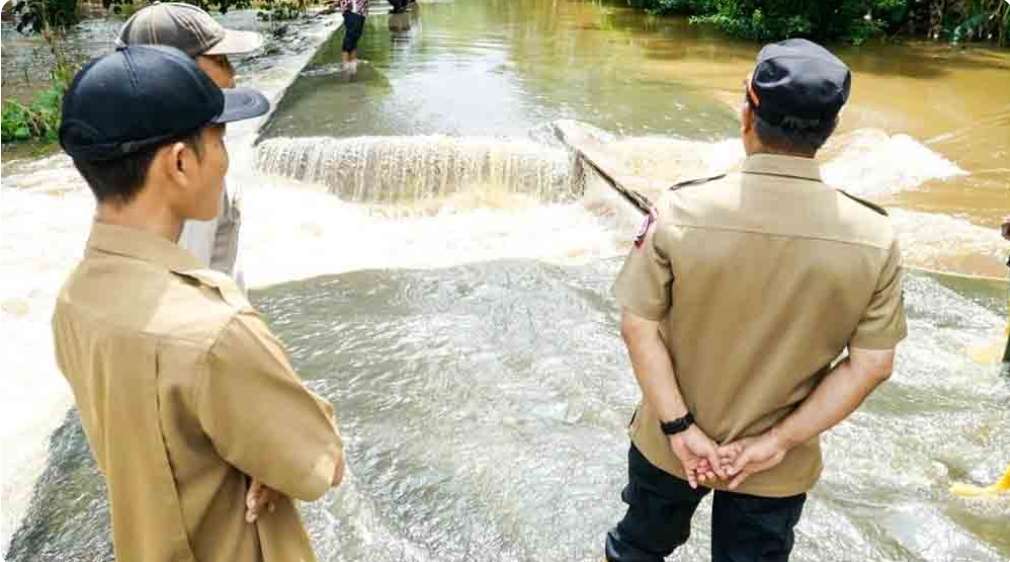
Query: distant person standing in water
339 0 369 66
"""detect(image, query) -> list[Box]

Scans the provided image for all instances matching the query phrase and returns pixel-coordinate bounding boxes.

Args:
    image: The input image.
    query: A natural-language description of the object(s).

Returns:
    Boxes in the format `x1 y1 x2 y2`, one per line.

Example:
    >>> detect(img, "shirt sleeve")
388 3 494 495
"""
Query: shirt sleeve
611 210 674 321
199 311 343 501
849 238 908 349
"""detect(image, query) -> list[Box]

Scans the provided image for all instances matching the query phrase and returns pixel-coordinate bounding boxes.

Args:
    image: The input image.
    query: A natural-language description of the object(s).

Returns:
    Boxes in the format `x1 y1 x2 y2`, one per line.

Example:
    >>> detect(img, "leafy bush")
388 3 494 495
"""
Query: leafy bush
2 84 64 143
101 0 253 17
627 0 1005 45
10 0 80 33
256 0 309 21
1 29 78 144
944 0 1009 45
627 0 718 14
696 1 899 44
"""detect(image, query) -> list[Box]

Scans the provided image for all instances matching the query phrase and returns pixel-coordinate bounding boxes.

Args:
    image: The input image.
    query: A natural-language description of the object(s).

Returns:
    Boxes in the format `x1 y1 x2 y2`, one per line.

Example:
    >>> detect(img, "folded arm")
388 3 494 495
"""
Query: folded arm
199 311 346 503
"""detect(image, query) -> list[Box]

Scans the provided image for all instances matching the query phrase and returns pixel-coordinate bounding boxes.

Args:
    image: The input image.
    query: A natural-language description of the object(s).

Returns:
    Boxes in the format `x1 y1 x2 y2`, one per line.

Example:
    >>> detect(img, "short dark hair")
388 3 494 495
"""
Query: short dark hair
752 112 838 156
72 130 204 205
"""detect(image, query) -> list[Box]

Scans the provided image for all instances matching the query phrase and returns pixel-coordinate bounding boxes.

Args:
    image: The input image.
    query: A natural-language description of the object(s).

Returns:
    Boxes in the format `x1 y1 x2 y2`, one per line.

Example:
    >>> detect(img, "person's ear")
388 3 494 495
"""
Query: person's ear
740 102 754 135
166 140 198 187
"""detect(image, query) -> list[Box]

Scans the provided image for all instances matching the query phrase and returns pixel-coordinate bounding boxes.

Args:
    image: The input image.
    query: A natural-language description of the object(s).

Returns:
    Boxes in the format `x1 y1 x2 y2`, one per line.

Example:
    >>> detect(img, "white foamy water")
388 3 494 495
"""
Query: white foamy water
236 176 628 288
600 128 968 200
0 184 95 551
254 135 580 204
821 128 968 197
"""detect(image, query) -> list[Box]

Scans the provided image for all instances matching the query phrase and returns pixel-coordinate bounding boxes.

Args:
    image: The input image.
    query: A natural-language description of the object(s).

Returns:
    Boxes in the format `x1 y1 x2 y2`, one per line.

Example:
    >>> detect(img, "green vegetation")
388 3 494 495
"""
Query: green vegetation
1 85 64 143
102 0 315 21
2 0 314 145
9 0 80 33
256 0 311 21
101 0 253 17
945 0 1010 44
627 0 1010 45
1 30 78 144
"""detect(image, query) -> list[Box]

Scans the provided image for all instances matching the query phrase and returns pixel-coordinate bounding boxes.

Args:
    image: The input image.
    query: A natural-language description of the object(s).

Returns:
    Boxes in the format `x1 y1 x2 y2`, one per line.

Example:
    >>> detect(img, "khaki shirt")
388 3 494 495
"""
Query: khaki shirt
52 222 342 561
613 154 907 497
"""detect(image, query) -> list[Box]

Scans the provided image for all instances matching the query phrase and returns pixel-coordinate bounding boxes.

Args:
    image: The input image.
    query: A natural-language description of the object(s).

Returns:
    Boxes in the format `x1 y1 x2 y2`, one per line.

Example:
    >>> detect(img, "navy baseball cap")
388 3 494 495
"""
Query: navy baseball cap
747 38 851 129
60 45 269 162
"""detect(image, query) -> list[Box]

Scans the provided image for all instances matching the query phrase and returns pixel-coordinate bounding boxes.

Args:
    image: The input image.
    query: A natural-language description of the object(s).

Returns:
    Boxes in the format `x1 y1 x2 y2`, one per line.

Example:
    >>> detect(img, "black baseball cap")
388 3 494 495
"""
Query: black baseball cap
60 45 269 162
747 38 851 129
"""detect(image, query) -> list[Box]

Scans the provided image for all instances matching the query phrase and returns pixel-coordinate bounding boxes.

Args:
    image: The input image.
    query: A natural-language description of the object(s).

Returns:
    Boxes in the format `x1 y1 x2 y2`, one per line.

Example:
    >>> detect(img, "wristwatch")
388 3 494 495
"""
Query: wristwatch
660 412 694 436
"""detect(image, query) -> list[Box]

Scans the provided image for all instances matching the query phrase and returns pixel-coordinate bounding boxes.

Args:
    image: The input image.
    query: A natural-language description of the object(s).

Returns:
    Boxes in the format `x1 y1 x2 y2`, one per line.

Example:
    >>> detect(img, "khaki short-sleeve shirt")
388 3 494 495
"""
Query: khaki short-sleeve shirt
52 223 343 561
613 154 907 497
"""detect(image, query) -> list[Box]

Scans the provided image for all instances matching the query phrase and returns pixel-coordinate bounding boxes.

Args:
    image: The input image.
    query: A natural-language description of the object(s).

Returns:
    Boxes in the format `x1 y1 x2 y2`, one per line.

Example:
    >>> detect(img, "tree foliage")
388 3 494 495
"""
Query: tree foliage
1 30 79 143
100 0 253 17
627 0 1008 45
11 0 80 33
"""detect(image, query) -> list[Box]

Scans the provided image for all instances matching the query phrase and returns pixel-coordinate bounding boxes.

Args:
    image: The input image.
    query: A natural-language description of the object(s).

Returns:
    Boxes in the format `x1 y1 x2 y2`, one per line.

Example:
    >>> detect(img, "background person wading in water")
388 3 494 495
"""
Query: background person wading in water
338 0 369 68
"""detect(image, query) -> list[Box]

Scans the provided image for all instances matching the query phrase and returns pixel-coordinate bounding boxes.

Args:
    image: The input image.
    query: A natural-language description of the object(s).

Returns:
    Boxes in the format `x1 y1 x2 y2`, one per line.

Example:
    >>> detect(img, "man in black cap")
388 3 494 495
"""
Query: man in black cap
53 45 344 561
605 38 907 561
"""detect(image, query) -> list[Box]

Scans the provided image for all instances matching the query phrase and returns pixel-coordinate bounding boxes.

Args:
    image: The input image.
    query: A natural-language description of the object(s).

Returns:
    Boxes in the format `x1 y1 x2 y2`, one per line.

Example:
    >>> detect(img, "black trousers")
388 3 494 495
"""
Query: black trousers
606 446 806 562
342 11 366 53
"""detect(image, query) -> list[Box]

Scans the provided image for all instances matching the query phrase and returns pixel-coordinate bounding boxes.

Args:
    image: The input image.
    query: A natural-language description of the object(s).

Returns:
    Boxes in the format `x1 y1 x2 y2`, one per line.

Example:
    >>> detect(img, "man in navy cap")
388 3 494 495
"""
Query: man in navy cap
605 38 907 561
52 46 344 561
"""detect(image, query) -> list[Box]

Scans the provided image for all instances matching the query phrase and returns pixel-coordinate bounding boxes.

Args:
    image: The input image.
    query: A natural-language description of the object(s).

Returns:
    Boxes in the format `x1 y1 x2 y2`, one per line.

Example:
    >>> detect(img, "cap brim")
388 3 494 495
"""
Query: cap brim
213 87 270 124
203 29 264 55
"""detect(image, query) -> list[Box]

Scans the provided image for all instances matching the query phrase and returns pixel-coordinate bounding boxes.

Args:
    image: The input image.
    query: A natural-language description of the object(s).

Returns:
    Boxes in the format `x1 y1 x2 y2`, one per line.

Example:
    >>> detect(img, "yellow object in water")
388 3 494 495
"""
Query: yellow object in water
950 466 1010 497
966 337 1006 364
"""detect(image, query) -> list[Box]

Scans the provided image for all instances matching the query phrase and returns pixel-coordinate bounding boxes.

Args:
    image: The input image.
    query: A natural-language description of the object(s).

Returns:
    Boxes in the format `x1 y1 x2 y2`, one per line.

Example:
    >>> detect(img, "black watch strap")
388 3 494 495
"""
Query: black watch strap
660 412 694 436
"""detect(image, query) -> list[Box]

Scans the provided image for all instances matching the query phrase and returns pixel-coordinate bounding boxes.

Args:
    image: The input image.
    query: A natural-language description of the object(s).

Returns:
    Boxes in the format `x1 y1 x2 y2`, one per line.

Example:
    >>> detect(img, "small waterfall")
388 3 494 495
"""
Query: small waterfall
255 136 584 204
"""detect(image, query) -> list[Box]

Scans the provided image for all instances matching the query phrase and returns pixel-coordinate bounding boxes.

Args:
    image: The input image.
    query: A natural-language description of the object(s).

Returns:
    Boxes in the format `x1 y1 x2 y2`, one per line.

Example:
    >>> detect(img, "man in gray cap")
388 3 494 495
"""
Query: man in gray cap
604 38 907 561
118 2 264 287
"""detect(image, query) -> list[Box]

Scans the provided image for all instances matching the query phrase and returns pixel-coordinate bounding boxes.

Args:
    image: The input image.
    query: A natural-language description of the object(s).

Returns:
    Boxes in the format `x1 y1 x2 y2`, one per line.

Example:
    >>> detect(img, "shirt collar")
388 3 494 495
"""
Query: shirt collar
741 153 825 184
86 222 204 273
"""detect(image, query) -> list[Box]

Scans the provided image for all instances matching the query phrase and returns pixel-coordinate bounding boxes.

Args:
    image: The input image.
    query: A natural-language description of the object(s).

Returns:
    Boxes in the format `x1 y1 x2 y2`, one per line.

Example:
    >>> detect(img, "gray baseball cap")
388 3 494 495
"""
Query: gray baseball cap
117 2 264 57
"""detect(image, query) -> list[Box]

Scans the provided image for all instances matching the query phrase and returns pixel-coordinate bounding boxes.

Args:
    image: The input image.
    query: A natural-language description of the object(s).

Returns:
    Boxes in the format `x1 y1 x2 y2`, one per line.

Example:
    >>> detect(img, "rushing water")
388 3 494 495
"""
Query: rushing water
3 1 1010 560
255 135 582 203
6 267 1010 561
257 0 1010 277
